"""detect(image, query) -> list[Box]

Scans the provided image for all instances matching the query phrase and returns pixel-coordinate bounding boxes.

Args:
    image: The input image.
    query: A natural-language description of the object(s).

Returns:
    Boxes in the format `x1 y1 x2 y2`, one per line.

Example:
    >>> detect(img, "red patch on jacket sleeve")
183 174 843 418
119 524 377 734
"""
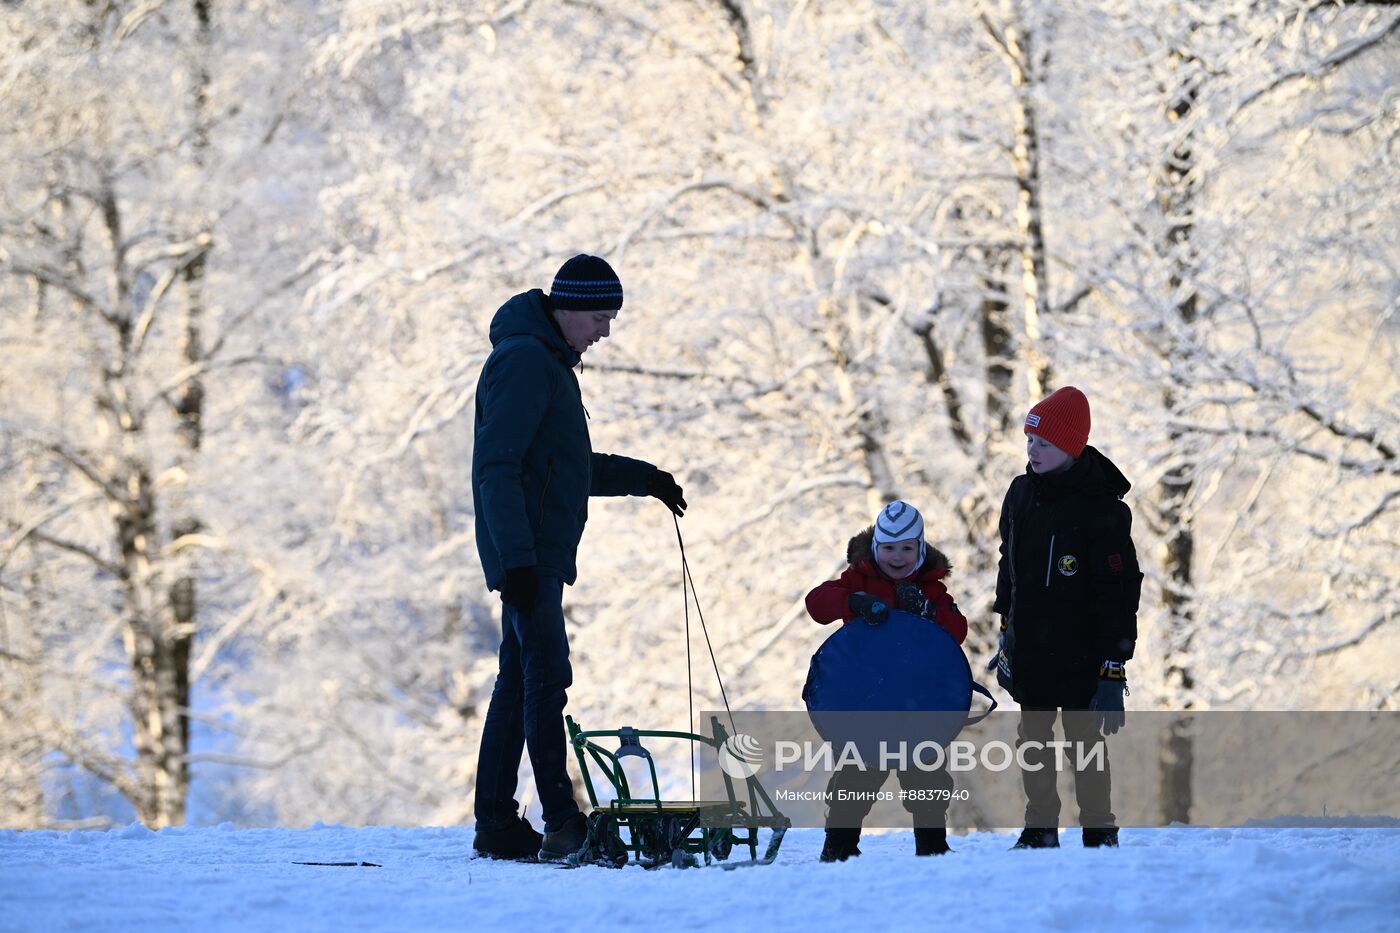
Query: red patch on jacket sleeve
1107 554 1124 572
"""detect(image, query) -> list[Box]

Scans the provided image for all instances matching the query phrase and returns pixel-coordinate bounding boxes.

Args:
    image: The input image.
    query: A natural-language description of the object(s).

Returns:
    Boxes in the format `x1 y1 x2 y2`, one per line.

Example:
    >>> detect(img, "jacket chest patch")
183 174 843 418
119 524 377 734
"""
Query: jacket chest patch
1058 555 1079 577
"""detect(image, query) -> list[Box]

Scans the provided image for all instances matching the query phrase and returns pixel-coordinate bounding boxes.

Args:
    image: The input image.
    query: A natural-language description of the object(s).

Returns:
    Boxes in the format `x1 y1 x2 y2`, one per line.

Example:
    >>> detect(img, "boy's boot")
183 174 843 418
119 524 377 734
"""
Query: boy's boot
1083 826 1119 848
819 828 862 863
1011 827 1060 850
537 812 589 862
914 827 951 856
472 815 544 861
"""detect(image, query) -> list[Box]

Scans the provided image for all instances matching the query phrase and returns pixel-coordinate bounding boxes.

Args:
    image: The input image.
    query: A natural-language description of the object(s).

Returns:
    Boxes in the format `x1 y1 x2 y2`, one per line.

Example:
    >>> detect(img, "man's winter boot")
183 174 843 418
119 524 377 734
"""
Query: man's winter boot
472 815 544 861
819 828 862 863
1083 827 1119 848
537 812 589 862
1011 827 1060 850
914 827 952 856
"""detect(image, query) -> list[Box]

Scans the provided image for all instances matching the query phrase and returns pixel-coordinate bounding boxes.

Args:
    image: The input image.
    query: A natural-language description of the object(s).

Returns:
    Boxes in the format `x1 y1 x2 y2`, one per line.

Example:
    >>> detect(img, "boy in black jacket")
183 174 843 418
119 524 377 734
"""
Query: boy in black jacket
992 386 1142 849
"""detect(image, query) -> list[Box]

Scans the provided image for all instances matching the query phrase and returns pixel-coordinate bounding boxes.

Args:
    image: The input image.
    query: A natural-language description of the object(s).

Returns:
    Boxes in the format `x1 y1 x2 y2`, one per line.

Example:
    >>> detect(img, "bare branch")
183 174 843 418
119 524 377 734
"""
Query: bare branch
43 442 128 504
139 353 280 420
721 474 869 540
1230 15 1400 126
582 362 709 380
0 257 118 326
1164 419 1395 475
13 528 119 576
131 232 215 355
205 254 326 360
0 491 107 571
1316 611 1393 656
979 10 1014 61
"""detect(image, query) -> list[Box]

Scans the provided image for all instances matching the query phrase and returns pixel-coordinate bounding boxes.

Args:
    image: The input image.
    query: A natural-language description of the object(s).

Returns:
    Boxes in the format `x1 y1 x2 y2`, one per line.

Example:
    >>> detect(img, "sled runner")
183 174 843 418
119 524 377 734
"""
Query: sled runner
565 714 789 869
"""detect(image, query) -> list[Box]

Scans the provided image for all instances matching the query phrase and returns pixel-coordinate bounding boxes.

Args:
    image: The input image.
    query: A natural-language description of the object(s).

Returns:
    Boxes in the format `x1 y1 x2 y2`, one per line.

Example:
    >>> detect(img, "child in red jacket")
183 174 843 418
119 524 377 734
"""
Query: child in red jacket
806 500 969 862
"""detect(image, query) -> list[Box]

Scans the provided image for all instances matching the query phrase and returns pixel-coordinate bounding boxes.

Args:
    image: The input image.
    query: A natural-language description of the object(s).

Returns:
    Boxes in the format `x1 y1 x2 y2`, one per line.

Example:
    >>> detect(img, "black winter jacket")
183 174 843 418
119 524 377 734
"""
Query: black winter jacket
472 290 654 591
993 446 1142 707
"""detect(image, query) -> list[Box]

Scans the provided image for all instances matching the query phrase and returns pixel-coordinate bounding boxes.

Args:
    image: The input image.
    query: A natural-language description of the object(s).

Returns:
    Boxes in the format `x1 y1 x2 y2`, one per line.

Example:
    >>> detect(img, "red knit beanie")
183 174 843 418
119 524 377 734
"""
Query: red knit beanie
1024 386 1091 458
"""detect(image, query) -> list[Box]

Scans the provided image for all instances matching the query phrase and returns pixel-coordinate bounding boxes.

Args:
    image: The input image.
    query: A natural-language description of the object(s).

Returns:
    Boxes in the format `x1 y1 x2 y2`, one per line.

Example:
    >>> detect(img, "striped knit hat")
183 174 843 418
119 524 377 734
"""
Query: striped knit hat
872 500 926 567
548 254 624 312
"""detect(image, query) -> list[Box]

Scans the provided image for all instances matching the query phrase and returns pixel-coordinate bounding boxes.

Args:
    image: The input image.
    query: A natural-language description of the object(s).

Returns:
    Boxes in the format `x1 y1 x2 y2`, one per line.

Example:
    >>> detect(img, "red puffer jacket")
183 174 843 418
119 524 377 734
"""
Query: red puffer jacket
806 526 968 645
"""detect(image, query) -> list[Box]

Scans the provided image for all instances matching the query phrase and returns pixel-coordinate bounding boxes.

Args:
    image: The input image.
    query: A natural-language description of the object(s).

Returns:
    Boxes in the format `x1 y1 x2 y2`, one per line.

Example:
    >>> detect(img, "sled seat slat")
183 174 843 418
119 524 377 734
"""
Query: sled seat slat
606 800 748 813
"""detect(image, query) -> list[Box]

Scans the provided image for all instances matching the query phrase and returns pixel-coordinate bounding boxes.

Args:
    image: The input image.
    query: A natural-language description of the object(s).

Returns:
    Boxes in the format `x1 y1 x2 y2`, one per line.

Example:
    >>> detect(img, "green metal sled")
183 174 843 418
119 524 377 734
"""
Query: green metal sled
565 714 789 869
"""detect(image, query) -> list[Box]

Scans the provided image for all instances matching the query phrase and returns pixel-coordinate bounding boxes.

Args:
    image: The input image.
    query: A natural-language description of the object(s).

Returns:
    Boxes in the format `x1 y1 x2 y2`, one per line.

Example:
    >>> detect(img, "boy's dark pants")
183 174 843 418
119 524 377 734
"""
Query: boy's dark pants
473 573 581 834
825 759 955 830
1017 708 1115 829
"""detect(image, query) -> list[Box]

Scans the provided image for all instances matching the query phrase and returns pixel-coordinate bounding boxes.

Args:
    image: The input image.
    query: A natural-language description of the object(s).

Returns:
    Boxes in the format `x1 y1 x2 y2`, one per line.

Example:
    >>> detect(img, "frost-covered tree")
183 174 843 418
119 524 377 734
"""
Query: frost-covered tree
2 0 1393 829
0 0 324 828
1043 0 1398 725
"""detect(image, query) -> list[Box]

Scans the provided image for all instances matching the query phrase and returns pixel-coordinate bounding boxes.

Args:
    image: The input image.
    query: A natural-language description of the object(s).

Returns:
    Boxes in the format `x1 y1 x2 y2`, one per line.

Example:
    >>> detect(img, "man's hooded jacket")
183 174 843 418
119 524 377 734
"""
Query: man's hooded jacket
472 290 652 591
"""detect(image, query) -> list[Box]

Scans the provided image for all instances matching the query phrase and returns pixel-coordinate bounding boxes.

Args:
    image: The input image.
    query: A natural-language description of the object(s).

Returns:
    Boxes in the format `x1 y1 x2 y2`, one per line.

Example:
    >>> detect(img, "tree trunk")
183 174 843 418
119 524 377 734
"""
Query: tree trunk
98 178 189 828
817 292 899 514
1156 46 1202 827
995 5 1054 405
912 299 974 459
713 2 896 513
116 450 187 828
979 248 1018 441
161 0 215 824
0 597 46 828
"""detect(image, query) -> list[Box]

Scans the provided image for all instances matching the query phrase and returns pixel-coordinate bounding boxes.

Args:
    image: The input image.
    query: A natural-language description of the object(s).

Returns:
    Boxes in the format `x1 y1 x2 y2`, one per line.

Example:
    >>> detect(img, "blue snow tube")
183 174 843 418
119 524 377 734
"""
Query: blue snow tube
802 610 996 764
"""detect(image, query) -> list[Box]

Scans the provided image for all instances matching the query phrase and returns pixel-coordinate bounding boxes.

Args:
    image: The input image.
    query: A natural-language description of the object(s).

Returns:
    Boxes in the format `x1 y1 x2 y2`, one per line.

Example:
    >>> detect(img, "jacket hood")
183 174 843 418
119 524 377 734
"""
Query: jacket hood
846 525 952 576
489 289 579 367
1031 445 1132 498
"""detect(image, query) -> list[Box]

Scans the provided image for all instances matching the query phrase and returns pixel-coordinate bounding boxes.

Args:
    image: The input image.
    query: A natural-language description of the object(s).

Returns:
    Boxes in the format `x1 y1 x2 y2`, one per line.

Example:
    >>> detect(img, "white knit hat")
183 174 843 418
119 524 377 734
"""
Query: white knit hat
872 500 926 567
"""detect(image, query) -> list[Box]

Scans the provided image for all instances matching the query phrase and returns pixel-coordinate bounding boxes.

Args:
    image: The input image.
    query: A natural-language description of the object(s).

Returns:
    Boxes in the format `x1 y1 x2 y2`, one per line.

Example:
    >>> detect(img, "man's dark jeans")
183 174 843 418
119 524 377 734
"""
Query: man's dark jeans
473 573 581 833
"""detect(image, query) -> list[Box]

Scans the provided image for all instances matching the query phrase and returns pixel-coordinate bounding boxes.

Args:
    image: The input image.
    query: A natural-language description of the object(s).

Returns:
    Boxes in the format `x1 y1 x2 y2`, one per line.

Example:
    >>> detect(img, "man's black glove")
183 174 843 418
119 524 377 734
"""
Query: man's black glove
848 592 889 625
502 565 539 614
1089 661 1128 735
646 469 687 517
895 583 932 619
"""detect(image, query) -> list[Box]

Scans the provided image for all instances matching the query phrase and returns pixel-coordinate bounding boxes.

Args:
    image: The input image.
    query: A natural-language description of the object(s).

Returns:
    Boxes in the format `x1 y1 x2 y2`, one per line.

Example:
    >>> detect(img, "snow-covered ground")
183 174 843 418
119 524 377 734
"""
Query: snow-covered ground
4 824 1397 932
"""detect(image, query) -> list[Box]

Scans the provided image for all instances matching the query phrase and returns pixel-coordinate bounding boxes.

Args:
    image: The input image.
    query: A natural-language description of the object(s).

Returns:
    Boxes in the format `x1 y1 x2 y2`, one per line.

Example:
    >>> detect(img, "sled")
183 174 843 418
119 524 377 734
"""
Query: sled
565 713 789 869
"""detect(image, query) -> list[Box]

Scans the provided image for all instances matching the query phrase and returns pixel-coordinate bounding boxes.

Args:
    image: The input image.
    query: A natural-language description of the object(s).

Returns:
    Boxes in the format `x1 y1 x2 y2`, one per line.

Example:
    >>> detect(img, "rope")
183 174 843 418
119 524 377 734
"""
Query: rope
672 515 736 733
680 514 696 801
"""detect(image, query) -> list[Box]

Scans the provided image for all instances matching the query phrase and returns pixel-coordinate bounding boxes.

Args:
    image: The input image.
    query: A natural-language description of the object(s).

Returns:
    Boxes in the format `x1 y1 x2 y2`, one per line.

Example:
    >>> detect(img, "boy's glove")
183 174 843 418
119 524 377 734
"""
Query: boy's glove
1089 661 1128 735
986 626 1013 692
847 592 889 625
502 565 539 614
894 584 932 619
645 469 687 517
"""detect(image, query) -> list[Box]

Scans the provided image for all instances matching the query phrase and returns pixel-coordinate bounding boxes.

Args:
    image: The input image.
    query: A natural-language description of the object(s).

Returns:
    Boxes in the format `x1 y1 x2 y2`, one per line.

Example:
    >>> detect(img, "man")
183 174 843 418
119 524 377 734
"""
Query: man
470 254 686 862
992 385 1142 850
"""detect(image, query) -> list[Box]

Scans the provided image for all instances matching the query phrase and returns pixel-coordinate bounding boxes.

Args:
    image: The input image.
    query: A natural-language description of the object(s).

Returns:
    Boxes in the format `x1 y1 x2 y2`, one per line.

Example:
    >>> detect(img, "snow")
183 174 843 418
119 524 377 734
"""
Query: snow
3 825 1397 932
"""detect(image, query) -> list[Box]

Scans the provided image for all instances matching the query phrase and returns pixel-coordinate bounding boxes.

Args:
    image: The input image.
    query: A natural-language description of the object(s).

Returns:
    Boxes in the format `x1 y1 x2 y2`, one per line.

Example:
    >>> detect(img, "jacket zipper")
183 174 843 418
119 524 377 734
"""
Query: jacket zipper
1008 519 1018 587
1045 534 1055 587
538 459 554 525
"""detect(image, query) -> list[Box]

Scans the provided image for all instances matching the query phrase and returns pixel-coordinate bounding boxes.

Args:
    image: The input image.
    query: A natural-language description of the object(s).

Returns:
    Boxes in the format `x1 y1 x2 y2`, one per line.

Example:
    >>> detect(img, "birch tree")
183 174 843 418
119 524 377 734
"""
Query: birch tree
0 0 320 827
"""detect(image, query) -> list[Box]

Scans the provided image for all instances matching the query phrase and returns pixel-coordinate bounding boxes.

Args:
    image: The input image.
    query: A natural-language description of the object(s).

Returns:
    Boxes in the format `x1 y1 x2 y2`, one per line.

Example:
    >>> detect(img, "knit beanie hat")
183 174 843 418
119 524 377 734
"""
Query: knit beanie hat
872 500 926 567
1024 386 1091 459
548 254 624 312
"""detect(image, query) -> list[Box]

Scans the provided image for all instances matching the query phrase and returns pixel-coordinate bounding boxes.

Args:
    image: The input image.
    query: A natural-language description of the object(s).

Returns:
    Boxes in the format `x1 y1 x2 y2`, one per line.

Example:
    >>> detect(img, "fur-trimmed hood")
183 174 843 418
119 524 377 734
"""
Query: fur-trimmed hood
846 525 952 575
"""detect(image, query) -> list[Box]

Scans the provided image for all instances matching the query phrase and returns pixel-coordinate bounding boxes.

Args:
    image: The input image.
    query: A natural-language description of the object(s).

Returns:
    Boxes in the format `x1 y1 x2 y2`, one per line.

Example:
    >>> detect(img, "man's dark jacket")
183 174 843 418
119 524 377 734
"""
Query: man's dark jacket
993 446 1142 707
472 289 652 591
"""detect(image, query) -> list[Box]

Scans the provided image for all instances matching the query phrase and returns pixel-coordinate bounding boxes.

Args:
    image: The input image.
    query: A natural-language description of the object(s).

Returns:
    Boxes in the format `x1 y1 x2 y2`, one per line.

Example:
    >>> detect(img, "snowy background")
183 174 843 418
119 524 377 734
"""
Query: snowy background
1 0 1397 845
4 825 1400 932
